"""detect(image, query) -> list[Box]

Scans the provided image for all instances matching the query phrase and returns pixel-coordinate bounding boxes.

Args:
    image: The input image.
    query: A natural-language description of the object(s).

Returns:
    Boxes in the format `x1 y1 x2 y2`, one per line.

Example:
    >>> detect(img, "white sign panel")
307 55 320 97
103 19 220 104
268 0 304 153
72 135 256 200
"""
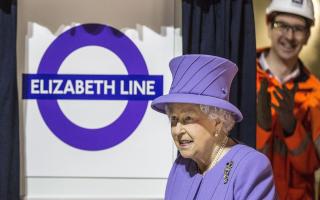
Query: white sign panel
23 23 174 178
18 0 181 199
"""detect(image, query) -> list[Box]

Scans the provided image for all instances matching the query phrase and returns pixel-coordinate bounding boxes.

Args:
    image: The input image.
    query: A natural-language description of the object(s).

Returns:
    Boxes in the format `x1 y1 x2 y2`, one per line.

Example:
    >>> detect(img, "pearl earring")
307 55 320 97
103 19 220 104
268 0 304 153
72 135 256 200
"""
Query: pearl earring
214 131 219 137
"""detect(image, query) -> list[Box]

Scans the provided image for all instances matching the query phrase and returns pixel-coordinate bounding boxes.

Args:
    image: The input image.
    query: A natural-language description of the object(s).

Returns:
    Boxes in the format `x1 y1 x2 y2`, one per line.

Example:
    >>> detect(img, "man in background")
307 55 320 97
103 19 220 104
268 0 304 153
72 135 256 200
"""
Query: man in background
256 0 320 199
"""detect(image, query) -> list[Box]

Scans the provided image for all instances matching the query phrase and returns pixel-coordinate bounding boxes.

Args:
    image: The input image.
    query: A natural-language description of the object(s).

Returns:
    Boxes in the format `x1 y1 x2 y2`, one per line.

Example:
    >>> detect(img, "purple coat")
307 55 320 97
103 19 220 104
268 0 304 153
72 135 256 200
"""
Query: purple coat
165 144 277 200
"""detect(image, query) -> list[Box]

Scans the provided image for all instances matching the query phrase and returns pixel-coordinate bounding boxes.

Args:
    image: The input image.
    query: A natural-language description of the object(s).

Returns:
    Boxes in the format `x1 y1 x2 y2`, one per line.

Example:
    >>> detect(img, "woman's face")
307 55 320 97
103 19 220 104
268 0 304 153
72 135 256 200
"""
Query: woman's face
167 103 218 162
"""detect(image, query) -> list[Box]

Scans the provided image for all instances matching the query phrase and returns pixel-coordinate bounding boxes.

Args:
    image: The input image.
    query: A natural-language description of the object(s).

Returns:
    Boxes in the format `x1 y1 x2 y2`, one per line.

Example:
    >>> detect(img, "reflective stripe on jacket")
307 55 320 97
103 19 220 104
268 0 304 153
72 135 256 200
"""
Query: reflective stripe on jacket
256 48 320 200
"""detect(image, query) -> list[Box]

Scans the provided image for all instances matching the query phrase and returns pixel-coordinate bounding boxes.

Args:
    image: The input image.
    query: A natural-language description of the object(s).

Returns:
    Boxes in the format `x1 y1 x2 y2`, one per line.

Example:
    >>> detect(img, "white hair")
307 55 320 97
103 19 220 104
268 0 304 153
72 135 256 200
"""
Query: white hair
164 104 235 134
199 104 235 134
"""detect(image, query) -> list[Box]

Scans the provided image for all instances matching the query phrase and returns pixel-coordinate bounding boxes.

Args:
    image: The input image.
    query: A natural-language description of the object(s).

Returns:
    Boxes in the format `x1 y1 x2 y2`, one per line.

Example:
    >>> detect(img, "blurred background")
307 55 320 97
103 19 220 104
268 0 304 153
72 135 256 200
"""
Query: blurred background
253 1 320 198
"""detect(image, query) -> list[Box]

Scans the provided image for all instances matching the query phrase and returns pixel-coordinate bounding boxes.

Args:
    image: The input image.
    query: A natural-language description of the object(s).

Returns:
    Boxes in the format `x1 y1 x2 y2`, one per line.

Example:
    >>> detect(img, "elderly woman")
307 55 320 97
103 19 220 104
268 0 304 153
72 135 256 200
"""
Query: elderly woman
151 55 276 200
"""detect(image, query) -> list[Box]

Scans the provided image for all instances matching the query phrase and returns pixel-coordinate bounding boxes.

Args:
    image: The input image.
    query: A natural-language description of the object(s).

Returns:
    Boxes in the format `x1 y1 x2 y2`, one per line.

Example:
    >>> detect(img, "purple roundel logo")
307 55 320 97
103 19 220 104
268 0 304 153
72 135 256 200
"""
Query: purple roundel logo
31 24 162 151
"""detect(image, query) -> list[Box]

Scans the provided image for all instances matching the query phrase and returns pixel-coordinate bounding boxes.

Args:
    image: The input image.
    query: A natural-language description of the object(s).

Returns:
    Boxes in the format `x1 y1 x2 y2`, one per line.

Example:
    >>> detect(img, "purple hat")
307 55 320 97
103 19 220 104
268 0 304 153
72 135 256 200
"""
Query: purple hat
151 54 243 122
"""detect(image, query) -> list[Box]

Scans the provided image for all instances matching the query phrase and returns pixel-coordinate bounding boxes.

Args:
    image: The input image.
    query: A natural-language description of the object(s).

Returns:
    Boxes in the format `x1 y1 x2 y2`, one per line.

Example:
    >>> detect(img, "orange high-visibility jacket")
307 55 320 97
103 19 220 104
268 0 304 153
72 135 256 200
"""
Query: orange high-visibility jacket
256 48 320 200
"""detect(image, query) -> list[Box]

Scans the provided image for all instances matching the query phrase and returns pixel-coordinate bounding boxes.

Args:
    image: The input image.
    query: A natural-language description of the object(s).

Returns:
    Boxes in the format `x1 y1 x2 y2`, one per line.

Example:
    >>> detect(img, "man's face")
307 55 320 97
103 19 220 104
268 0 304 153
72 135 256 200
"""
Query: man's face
267 14 310 61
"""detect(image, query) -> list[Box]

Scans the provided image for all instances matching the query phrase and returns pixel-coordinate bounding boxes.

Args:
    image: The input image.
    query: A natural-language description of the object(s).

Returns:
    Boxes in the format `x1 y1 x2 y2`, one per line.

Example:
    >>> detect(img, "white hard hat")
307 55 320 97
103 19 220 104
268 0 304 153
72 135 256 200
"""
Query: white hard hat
266 0 315 22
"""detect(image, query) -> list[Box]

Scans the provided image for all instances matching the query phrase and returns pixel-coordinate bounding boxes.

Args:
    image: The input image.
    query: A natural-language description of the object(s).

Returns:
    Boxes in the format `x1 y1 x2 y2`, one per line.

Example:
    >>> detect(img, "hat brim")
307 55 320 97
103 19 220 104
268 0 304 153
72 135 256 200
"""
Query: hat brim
151 93 243 122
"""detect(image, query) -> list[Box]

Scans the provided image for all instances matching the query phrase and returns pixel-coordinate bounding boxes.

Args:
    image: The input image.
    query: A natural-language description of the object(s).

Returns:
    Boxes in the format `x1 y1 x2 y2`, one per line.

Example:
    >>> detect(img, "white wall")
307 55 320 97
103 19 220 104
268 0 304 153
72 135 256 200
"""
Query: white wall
17 1 182 199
